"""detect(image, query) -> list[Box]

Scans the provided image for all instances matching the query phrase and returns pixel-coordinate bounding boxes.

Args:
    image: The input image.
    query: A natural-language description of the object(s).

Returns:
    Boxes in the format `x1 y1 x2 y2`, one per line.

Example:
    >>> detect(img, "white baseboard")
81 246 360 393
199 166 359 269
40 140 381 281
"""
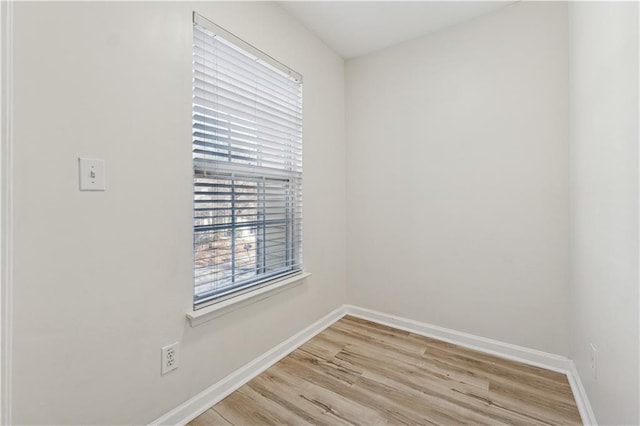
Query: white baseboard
150 305 347 426
151 304 596 426
344 305 571 373
567 360 598 425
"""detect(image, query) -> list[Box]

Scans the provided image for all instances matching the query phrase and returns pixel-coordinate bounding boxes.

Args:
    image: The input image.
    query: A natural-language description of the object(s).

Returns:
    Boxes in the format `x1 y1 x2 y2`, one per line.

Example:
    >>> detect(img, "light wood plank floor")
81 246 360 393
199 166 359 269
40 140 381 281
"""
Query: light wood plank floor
189 316 581 426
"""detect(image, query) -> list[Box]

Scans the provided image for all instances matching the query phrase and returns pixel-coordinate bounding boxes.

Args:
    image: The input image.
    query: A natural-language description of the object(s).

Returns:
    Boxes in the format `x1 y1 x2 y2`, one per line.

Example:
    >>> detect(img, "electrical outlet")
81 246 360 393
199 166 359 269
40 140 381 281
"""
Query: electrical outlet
590 343 597 380
161 342 179 375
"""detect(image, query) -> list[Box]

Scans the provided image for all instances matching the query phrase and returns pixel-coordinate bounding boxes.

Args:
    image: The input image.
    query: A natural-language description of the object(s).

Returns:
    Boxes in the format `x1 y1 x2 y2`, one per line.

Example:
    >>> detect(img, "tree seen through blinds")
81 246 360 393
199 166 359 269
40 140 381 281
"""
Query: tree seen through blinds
192 14 303 308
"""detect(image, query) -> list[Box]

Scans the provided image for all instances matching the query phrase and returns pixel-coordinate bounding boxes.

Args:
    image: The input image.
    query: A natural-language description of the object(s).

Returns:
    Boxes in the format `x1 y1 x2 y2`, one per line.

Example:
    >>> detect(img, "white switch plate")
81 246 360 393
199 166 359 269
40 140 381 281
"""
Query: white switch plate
78 158 105 191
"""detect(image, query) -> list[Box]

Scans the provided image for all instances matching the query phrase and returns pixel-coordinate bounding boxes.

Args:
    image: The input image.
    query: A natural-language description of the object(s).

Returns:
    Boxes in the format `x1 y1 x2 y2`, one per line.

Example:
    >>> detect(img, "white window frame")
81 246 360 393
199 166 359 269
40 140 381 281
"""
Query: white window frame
191 13 304 310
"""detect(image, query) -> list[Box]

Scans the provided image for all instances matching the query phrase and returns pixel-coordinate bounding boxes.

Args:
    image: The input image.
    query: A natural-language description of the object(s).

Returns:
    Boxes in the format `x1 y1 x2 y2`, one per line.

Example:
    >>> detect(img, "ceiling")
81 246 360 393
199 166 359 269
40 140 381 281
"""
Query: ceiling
278 1 515 59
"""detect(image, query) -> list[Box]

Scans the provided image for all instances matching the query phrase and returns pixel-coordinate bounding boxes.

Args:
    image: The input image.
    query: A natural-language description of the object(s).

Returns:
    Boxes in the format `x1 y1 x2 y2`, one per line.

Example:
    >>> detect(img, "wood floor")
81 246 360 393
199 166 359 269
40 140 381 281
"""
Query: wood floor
189 316 582 426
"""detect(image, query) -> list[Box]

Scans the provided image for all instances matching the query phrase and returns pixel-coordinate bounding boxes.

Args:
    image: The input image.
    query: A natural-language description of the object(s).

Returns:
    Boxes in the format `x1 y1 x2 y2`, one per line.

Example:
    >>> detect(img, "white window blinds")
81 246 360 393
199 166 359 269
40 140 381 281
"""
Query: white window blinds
192 13 303 308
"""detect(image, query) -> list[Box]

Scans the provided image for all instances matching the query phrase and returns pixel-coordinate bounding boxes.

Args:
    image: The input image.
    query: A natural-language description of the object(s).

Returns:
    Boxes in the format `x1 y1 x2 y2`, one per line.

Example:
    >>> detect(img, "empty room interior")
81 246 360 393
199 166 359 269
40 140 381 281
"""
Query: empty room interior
0 0 639 425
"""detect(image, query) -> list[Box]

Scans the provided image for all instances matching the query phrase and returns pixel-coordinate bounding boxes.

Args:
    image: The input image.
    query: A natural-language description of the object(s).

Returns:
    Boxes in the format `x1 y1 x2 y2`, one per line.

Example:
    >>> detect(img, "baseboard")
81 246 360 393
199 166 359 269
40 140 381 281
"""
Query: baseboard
344 305 572 373
567 360 598 425
151 303 596 426
150 305 348 425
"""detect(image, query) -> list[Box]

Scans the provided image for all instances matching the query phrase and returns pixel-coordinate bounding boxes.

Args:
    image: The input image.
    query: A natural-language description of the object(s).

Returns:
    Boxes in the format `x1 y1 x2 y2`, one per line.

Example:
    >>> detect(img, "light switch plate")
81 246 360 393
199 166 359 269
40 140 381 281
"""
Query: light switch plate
79 158 105 191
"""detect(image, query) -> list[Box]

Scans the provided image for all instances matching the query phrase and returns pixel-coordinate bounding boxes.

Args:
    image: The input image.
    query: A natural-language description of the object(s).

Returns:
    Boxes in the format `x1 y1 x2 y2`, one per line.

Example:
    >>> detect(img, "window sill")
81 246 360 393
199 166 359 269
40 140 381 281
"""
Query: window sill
186 272 311 327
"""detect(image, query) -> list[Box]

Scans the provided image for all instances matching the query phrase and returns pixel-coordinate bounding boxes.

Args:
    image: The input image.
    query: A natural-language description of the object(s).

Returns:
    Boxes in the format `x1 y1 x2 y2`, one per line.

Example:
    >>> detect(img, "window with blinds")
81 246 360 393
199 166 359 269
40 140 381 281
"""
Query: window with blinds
192 13 303 308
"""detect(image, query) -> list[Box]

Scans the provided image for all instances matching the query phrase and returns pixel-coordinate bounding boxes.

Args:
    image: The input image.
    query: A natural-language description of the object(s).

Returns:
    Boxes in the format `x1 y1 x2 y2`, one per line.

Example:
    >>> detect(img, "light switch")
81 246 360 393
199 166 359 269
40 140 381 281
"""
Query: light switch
78 158 105 191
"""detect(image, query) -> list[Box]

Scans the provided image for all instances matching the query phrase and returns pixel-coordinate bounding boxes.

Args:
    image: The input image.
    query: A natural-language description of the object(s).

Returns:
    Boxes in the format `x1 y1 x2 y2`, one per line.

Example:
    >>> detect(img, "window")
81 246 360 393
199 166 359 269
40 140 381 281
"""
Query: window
192 13 303 308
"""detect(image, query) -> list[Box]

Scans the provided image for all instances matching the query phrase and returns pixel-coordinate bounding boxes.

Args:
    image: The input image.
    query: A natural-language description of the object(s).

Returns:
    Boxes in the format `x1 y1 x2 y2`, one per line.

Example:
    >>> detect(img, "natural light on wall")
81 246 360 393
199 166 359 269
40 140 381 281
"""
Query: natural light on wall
191 13 304 309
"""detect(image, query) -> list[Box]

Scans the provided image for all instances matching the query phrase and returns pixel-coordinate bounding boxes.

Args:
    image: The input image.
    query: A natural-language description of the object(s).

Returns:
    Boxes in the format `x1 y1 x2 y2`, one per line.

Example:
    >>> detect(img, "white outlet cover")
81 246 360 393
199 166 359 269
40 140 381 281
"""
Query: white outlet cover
78 158 105 191
161 342 179 375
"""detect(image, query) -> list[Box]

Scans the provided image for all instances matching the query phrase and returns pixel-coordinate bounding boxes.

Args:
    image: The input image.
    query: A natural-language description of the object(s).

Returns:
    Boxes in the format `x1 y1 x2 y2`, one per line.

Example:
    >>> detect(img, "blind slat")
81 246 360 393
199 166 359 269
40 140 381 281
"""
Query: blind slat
193 76 301 126
194 107 299 142
193 121 303 153
193 31 301 94
193 69 301 116
193 49 301 101
193 93 301 137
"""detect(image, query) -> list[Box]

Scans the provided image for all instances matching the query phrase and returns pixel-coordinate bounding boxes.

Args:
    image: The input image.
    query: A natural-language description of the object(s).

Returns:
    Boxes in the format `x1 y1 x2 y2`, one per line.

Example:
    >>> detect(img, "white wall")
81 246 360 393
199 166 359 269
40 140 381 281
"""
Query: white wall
11 2 346 424
568 2 639 424
346 2 570 355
